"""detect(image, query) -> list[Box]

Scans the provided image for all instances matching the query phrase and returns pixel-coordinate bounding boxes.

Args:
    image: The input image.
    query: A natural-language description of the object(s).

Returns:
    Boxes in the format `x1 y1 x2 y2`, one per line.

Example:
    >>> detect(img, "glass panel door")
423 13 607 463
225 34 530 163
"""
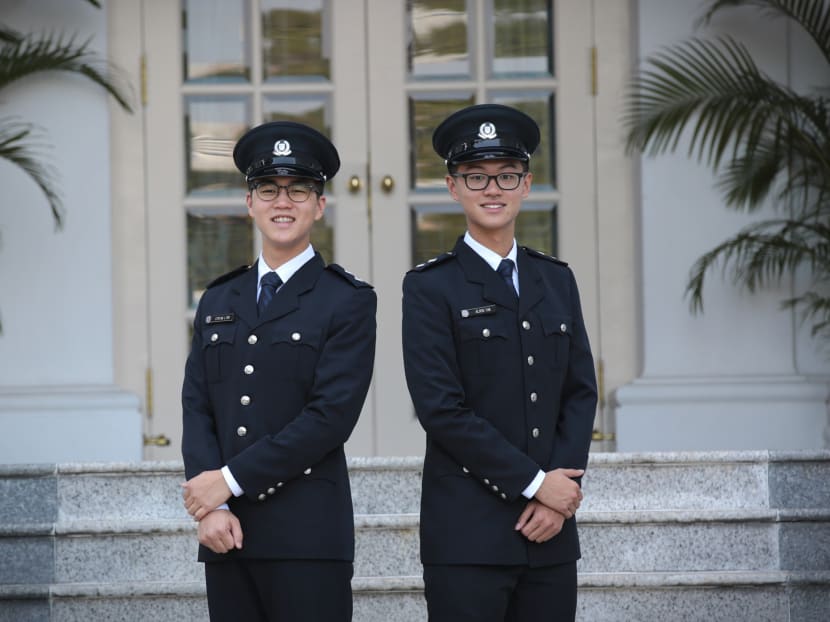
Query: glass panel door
141 0 596 458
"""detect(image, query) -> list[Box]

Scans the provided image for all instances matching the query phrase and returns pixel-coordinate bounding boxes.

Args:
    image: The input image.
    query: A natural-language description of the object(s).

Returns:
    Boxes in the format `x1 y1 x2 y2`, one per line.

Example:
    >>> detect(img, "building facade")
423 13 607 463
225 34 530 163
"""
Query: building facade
0 0 827 464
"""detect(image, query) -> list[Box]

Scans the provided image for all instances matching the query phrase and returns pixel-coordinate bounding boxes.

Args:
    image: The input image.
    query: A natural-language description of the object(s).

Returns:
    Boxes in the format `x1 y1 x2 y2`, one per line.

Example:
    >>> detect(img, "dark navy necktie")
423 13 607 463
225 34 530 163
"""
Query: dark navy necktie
497 258 517 298
258 271 283 315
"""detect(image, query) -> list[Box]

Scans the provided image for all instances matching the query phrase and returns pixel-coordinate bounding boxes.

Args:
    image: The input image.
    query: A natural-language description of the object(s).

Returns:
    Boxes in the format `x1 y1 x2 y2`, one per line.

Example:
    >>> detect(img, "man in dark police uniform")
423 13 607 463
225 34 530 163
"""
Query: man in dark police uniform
402 104 597 621
180 121 376 621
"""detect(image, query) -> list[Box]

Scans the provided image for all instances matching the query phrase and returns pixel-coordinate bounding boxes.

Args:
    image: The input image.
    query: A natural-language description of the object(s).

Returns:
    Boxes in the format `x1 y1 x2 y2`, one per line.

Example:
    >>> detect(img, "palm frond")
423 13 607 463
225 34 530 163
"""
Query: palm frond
686 217 830 311
700 0 830 65
0 117 63 228
0 26 23 45
0 33 134 112
625 37 805 172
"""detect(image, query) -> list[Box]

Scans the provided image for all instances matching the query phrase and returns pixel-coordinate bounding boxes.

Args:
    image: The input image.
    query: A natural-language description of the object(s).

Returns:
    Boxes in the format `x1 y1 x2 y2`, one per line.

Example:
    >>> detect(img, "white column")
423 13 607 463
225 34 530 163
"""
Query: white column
615 0 830 451
0 0 141 463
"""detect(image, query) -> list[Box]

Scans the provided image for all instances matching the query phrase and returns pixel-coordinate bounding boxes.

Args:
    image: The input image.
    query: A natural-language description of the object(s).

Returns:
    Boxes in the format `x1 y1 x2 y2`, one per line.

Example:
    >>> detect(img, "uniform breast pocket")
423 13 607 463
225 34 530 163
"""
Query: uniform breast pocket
541 315 572 370
269 327 323 380
201 324 237 383
456 318 511 377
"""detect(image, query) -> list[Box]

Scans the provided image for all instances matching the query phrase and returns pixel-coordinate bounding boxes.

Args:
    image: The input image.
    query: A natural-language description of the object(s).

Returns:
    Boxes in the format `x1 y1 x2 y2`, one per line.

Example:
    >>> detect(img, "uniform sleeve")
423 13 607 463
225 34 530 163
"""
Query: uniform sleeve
181 302 223 480
227 287 376 496
402 272 541 501
549 268 598 472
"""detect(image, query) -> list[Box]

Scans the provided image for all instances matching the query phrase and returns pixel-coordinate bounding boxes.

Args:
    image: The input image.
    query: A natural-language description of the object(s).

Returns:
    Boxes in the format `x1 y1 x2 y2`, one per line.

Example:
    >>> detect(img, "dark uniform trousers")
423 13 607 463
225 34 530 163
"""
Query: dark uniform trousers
182 253 376 622
402 238 597 622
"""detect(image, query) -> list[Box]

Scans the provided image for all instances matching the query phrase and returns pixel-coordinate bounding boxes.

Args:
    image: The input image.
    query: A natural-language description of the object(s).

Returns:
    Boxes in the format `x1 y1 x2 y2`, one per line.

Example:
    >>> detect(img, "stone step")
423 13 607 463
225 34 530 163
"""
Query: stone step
2 571 828 622
3 509 827 587
3 451 828 526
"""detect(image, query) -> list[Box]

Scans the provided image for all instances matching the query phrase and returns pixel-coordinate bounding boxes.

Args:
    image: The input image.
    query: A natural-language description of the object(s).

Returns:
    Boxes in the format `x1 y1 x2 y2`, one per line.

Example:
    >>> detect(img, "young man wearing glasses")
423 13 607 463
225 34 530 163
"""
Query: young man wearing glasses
402 104 597 621
181 121 376 621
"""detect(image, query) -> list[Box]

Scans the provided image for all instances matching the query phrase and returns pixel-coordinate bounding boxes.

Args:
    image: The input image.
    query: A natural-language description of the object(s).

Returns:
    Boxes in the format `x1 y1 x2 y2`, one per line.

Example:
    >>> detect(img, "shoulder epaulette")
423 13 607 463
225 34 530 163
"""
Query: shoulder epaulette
206 264 252 289
326 263 373 288
522 246 568 267
409 251 457 272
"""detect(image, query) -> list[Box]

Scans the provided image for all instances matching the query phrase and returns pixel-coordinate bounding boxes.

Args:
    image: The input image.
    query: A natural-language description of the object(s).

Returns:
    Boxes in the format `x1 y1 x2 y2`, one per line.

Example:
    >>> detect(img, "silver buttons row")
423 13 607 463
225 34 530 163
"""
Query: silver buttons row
461 465 508 500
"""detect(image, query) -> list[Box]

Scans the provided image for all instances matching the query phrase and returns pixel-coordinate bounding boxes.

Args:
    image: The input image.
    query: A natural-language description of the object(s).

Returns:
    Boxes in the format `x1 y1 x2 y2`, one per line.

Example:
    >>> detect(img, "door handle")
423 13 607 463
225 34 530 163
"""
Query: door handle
380 175 394 193
143 434 171 447
347 175 362 193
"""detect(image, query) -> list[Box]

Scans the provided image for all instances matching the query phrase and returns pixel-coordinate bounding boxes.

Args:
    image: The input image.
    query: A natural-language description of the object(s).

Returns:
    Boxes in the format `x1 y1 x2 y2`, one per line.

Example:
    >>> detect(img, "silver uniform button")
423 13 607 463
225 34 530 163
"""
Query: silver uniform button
240 395 251 406
244 364 254 375
258 493 266 501
483 478 490 485
210 333 219 342
248 334 258 345
531 427 540 438
522 320 531 330
267 487 276 495
530 392 538 403
501 493 507 500
492 485 499 492
304 467 312 475
527 355 535 366
461 309 470 318
291 332 301 341
237 426 247 437
462 466 469 474
277 482 284 487
560 323 567 333
482 328 490 338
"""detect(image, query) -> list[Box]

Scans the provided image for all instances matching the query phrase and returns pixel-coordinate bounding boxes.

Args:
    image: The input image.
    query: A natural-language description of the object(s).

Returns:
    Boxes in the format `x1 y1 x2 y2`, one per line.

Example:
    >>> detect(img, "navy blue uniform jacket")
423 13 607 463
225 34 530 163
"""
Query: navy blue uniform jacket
182 253 376 563
402 238 597 567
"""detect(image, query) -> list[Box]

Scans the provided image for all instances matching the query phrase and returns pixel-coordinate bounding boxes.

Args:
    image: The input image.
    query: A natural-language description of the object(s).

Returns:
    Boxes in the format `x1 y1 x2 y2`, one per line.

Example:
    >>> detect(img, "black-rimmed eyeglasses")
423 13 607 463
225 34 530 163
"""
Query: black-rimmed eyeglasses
251 182 318 202
451 172 527 191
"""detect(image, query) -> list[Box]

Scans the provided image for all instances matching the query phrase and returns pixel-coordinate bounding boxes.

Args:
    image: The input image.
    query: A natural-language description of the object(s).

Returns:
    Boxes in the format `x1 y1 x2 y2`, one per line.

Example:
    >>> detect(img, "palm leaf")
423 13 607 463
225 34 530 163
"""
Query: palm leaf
0 117 63 228
700 0 830 64
0 33 133 112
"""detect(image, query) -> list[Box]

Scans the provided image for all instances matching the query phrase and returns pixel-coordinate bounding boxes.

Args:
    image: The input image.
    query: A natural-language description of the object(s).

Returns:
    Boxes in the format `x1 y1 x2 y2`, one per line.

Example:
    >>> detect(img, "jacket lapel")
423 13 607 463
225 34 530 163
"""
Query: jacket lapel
516 247 545 314
454 238 518 311
258 253 325 325
228 265 259 329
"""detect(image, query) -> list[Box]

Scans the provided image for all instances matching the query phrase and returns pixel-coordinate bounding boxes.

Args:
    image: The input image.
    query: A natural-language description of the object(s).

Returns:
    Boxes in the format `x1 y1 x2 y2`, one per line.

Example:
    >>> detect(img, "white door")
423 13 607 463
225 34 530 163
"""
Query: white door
135 0 602 459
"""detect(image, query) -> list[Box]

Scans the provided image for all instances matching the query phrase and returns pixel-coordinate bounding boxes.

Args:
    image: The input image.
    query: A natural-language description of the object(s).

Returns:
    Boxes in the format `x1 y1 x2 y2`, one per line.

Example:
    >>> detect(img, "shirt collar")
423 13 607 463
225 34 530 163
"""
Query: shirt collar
463 231 517 271
257 245 315 288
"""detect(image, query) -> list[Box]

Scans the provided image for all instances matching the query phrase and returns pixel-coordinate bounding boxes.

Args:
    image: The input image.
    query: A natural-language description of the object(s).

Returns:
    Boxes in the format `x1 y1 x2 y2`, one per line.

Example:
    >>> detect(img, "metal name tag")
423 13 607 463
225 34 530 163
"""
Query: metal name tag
205 313 235 324
459 305 496 319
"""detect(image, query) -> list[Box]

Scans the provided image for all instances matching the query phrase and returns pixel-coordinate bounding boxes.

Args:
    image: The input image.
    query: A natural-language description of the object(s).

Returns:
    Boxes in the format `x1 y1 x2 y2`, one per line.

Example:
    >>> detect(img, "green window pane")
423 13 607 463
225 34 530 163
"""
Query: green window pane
311 209 334 265
491 0 553 78
408 0 470 79
410 94 475 190
188 213 254 308
185 96 251 198
515 203 557 257
411 203 556 266
491 92 556 190
262 0 330 82
182 0 250 83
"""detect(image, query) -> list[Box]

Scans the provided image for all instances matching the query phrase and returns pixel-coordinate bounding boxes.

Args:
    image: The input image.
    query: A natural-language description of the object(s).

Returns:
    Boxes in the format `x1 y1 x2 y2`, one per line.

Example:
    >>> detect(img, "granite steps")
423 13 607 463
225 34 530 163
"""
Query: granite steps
1 451 828 621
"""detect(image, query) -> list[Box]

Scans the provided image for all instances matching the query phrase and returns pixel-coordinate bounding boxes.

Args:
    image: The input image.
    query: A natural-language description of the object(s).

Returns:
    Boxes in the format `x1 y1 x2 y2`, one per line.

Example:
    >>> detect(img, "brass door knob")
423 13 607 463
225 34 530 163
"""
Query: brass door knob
143 434 171 447
380 175 394 193
347 175 362 193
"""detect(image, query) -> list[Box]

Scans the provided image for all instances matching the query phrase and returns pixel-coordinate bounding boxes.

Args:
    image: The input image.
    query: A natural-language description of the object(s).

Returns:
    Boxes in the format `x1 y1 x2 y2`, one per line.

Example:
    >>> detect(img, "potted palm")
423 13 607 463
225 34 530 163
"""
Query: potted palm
0 0 132 332
625 0 830 340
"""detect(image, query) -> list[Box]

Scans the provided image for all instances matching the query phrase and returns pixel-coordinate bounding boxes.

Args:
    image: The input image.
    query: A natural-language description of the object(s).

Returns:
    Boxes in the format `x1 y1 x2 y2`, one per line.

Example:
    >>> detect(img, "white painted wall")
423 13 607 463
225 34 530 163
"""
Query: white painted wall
615 0 830 451
0 0 141 463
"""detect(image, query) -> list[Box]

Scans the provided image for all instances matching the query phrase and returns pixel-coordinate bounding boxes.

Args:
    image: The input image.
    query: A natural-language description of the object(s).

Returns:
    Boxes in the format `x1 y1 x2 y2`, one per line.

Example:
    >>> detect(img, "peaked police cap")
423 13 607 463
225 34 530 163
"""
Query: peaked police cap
233 121 340 183
432 104 540 167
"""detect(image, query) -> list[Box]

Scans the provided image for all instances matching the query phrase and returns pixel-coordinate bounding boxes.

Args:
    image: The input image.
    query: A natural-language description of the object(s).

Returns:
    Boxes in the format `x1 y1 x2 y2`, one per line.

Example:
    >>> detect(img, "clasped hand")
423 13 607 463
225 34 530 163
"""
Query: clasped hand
181 469 232 521
534 468 584 518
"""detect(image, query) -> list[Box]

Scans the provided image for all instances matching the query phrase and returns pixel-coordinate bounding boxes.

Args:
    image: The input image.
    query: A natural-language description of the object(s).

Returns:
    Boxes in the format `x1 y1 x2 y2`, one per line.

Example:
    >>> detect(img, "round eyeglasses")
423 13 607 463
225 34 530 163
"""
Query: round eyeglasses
251 182 318 202
451 172 527 191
